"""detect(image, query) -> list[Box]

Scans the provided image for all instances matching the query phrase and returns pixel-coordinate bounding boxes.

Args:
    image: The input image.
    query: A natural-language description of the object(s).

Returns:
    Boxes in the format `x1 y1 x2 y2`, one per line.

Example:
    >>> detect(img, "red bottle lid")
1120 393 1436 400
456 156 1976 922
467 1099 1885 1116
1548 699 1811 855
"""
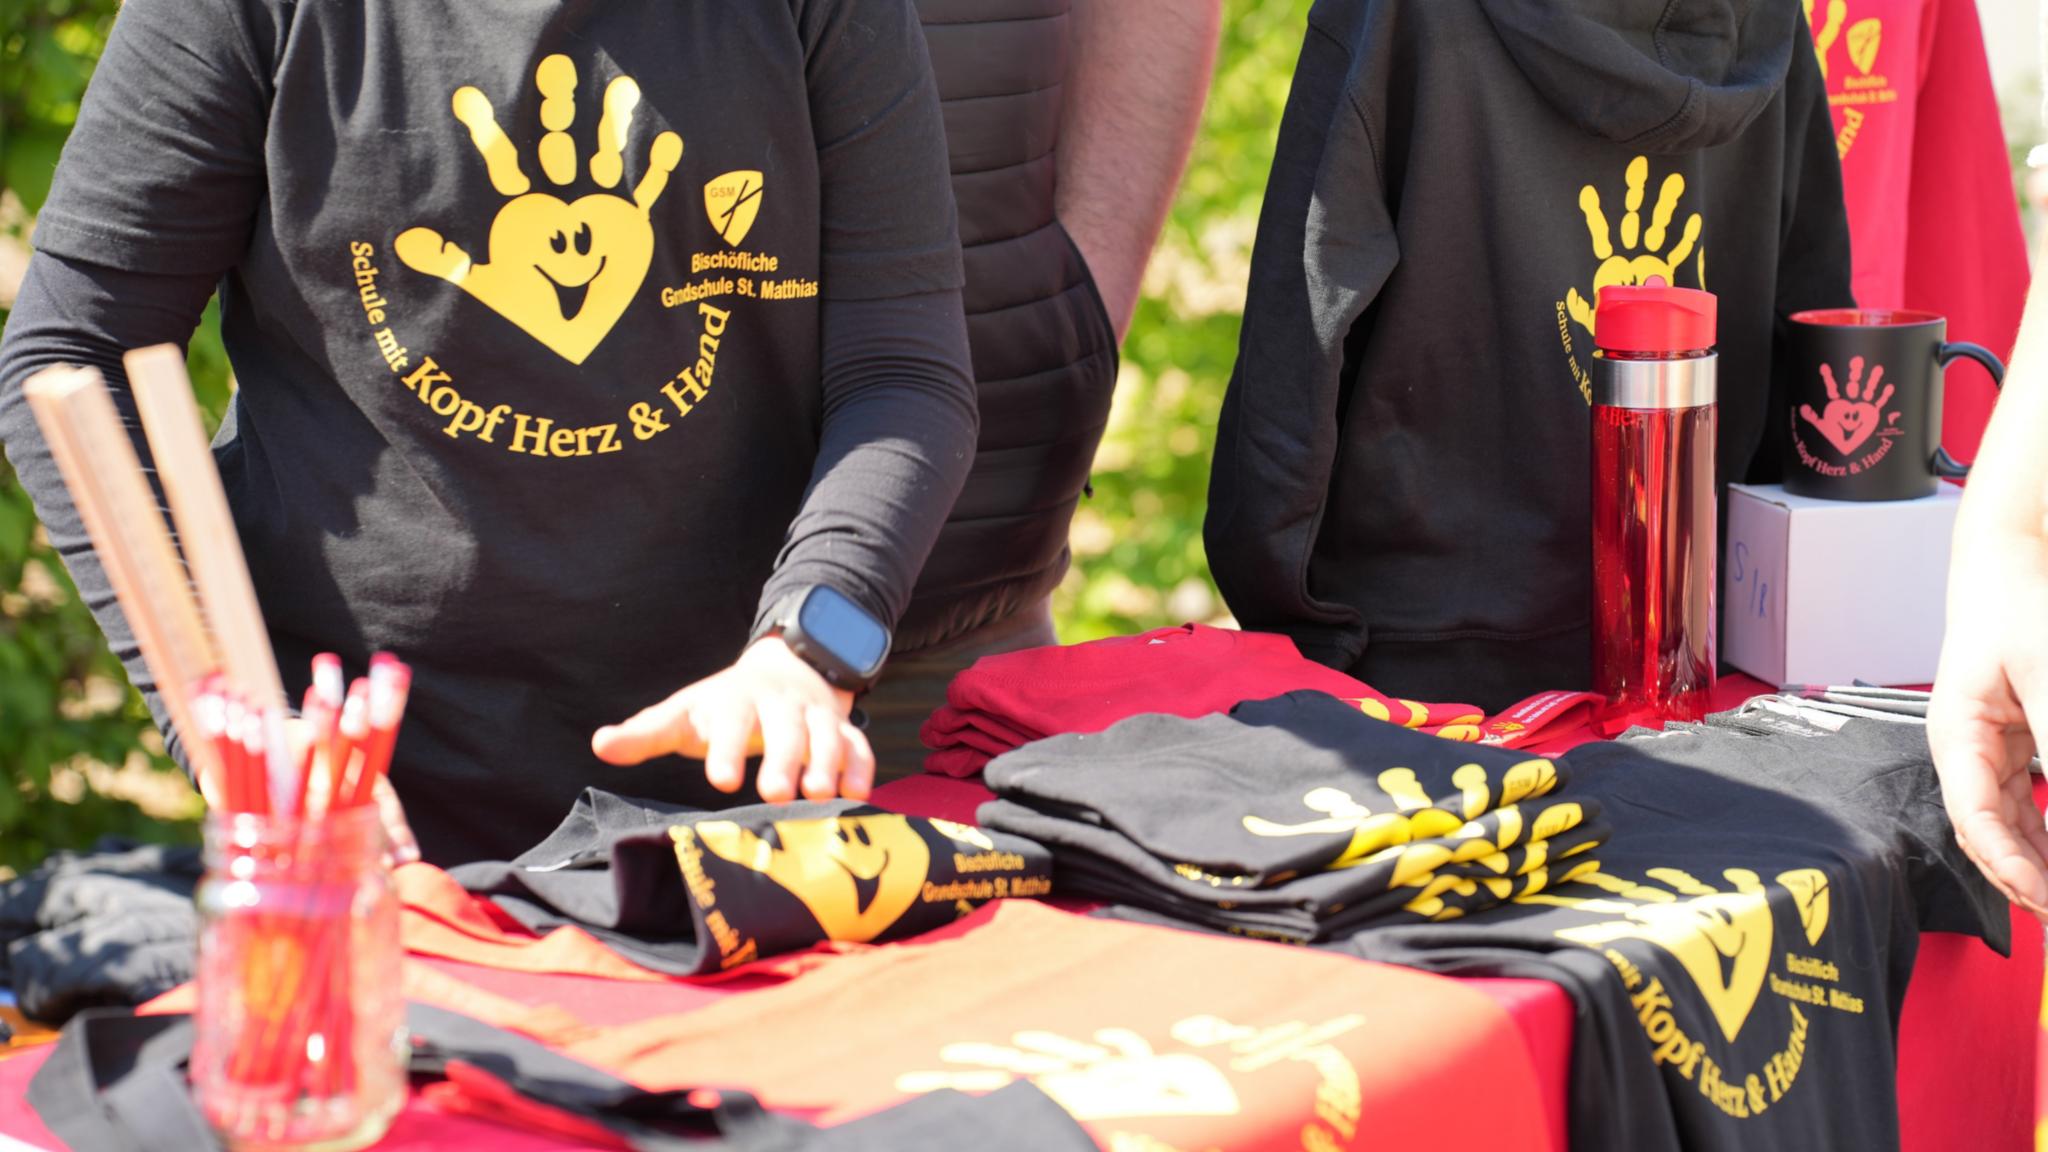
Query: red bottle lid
1594 283 1717 354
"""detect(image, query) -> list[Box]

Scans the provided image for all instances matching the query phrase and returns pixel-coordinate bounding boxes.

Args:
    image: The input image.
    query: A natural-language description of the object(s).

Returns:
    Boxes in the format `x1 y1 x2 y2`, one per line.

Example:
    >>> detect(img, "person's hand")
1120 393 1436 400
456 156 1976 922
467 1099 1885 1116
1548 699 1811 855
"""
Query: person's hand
371 774 422 866
1928 527 2048 920
590 637 875 803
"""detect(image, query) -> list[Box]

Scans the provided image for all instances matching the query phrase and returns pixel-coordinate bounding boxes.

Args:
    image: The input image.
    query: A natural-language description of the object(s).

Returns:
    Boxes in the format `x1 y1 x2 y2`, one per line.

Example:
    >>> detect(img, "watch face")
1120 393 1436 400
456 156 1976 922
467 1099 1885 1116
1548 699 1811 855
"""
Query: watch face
799 586 889 674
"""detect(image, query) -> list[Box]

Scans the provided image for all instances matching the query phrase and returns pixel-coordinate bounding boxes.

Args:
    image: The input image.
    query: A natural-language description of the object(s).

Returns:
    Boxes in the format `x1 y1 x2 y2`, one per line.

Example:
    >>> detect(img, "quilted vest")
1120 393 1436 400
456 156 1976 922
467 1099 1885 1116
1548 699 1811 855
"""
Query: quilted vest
902 0 1120 651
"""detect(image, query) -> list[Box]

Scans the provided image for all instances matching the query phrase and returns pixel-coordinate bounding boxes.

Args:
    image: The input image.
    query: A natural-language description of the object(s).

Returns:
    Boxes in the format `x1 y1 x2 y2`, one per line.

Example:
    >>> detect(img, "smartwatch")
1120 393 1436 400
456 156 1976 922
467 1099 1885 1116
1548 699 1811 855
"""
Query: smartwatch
757 585 891 692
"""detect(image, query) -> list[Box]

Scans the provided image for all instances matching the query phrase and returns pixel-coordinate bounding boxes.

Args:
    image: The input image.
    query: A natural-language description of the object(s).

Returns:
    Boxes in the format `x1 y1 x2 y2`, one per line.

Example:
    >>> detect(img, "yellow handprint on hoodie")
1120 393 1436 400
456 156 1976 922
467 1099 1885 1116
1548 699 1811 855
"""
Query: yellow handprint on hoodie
1563 156 1704 340
397 54 682 364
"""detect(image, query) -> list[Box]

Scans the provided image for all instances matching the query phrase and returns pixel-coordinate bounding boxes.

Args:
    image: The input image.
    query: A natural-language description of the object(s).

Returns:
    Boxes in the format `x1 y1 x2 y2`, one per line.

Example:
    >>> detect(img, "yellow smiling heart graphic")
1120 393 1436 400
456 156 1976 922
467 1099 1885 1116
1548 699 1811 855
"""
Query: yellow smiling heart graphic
397 54 682 365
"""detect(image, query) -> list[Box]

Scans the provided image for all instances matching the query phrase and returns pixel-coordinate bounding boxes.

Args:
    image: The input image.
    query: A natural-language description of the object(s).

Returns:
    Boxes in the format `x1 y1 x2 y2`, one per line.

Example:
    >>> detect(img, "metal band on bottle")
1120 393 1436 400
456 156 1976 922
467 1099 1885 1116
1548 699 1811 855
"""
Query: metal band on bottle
1591 354 1717 409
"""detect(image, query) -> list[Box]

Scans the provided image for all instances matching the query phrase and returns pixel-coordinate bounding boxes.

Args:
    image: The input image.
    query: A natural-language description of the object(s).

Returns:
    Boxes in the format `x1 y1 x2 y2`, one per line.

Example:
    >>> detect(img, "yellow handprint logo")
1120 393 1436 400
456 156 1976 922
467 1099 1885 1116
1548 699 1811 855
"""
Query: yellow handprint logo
1552 867 1772 1042
895 1027 1241 1121
1805 0 1885 81
397 55 683 364
1242 759 1560 870
1804 0 1847 77
689 814 930 941
1546 867 1829 1043
1800 356 1894 456
1564 156 1704 339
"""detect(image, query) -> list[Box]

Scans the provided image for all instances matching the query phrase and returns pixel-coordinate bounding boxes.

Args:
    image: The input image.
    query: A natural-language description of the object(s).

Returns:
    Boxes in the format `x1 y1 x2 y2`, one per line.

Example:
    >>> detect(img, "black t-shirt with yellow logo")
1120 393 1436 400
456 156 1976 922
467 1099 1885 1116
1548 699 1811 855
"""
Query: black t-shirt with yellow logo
11 0 971 861
1333 702 2008 1152
980 692 1612 942
452 788 1051 976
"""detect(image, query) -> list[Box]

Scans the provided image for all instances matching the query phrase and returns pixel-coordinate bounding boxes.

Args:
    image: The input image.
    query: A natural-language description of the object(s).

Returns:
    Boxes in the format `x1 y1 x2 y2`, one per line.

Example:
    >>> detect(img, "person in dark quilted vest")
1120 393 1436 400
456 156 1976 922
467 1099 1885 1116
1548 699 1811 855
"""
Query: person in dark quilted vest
863 0 1222 778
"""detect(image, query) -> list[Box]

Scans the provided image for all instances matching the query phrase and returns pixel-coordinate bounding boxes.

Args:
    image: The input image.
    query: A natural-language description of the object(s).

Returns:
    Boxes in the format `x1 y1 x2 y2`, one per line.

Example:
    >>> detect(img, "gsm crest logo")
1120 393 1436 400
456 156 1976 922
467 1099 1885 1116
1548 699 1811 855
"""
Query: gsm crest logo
704 171 765 248
397 54 683 364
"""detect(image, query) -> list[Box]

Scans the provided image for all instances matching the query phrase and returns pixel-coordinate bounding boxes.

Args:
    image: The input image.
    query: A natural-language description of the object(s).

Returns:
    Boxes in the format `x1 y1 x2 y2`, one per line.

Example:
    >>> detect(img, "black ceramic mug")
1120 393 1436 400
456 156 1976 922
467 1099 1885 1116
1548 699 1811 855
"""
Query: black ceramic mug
1783 309 2003 501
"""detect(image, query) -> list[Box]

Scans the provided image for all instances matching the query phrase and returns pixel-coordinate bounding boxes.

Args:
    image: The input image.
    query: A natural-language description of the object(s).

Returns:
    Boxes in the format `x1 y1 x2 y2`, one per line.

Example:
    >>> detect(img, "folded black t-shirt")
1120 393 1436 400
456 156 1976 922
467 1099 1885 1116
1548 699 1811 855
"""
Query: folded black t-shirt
978 692 1609 940
0 841 203 1023
1327 700 2010 1152
452 788 1052 975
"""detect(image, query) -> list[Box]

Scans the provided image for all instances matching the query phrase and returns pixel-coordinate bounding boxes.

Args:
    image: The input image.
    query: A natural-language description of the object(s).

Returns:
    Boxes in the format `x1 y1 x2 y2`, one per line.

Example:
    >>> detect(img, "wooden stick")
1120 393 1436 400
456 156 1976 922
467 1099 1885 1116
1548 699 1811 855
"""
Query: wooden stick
126 345 285 710
126 345 290 807
22 366 224 803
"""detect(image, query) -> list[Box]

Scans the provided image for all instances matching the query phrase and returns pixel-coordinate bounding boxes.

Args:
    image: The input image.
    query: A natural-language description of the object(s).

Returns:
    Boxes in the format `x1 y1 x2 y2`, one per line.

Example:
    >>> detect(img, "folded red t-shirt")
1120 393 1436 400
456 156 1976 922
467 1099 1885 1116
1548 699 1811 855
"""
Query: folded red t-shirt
920 625 1517 777
559 900 1552 1152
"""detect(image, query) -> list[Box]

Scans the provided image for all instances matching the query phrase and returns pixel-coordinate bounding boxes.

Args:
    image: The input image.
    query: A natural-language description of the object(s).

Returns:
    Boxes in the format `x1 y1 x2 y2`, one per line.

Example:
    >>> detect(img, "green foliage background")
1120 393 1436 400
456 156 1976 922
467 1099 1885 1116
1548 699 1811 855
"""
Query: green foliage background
0 0 1309 871
3 0 238 871
1053 1 1306 640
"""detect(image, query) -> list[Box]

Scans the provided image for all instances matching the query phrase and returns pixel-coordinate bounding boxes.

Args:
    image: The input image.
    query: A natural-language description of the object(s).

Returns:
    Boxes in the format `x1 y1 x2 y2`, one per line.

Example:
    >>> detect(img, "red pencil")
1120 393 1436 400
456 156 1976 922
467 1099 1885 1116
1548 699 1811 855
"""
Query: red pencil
333 683 370 809
353 657 411 808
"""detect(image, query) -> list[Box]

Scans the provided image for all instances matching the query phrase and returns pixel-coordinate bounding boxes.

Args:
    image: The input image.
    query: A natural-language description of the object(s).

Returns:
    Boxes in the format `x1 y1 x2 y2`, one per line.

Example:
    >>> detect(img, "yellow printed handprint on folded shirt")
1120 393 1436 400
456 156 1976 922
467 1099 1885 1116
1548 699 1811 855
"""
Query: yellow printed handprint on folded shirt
1532 866 1831 1043
1564 156 1704 339
397 54 683 364
894 1027 1242 1122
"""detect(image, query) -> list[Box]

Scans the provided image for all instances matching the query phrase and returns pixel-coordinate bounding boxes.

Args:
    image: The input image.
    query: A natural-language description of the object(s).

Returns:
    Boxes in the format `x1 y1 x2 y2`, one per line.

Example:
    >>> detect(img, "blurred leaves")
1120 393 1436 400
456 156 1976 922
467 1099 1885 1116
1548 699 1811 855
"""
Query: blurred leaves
1 0 216 872
1054 0 1309 640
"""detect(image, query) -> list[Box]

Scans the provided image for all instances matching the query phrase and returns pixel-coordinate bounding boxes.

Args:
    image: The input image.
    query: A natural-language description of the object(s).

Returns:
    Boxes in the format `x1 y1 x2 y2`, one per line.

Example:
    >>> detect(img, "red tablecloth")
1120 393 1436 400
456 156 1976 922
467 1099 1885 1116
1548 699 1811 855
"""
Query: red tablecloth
0 676 2036 1151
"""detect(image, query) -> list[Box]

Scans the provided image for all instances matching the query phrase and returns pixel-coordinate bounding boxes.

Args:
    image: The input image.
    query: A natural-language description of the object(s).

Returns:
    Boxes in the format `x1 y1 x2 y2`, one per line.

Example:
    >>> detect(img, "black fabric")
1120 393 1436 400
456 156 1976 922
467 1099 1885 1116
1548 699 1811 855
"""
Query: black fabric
450 788 1051 975
25 1012 202 1152
407 1003 807 1152
1203 0 1854 710
979 692 1608 942
1320 700 2008 1152
0 0 978 867
27 1004 1092 1152
0 841 201 1023
899 0 1122 652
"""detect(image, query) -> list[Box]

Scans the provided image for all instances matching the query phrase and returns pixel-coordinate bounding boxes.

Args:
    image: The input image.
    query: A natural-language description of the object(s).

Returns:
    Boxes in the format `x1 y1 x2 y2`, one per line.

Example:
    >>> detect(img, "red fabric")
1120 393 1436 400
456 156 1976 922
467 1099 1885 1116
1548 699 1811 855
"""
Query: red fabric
557 901 1552 1152
1807 0 2026 465
0 675 2034 1151
391 863 852 987
880 672 2046 1152
1898 899 2043 1152
920 623 1600 778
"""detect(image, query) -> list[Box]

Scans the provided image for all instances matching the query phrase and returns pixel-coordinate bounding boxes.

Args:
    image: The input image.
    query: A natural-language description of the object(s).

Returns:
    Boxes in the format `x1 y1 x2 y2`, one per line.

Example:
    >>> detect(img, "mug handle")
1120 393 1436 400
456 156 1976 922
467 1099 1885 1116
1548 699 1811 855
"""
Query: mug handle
1932 341 2005 478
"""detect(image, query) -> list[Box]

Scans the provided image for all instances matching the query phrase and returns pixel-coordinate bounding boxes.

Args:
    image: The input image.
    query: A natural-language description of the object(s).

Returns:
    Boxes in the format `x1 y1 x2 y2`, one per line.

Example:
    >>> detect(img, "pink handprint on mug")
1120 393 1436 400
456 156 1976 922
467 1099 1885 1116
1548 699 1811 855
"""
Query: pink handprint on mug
1799 356 1893 456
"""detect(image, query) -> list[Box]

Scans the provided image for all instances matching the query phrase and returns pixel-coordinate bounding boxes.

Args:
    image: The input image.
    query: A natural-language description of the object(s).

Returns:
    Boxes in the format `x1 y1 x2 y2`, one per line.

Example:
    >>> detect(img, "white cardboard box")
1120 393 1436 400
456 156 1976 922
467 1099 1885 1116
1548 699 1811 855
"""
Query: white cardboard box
1722 482 1960 686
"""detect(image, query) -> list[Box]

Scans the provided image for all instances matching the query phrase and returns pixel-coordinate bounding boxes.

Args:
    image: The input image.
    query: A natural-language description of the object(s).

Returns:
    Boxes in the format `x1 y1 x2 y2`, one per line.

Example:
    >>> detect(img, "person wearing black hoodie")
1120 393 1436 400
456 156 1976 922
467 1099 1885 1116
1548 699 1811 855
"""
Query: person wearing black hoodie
1205 0 1854 710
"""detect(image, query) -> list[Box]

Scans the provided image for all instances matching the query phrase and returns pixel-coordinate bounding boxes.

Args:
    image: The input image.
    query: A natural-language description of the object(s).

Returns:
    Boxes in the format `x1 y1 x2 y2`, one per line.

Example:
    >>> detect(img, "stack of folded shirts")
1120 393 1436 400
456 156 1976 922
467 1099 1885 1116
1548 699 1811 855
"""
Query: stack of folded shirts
920 624 1489 777
977 691 1607 943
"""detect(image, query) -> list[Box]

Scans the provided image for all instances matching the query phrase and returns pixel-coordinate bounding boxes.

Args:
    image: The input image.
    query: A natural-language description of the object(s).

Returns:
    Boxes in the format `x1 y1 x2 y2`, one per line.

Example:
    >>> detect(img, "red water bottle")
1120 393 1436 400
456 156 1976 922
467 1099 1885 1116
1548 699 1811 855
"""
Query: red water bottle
1591 284 1717 731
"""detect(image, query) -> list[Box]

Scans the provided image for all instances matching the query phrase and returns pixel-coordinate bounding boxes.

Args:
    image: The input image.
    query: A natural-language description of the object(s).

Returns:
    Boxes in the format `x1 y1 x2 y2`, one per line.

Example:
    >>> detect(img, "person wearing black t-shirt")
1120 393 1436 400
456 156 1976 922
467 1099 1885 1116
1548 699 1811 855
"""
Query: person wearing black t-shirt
0 0 978 865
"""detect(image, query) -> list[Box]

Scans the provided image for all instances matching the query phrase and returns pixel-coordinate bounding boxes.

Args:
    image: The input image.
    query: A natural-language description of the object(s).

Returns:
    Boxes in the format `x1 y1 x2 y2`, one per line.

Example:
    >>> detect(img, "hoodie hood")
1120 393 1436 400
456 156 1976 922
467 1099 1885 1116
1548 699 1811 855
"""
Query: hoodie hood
1478 0 1799 152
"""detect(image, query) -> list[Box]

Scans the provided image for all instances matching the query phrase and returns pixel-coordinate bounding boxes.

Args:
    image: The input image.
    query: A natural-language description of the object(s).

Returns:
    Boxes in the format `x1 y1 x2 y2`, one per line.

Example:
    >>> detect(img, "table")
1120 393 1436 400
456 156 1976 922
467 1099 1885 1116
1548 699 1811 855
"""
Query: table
0 676 2037 1150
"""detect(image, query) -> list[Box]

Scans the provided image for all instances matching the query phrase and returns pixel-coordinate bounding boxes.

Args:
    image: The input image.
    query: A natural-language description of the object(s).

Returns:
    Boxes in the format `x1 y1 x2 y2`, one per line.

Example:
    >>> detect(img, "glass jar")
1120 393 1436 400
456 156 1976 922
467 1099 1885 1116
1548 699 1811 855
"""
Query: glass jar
192 807 405 1151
